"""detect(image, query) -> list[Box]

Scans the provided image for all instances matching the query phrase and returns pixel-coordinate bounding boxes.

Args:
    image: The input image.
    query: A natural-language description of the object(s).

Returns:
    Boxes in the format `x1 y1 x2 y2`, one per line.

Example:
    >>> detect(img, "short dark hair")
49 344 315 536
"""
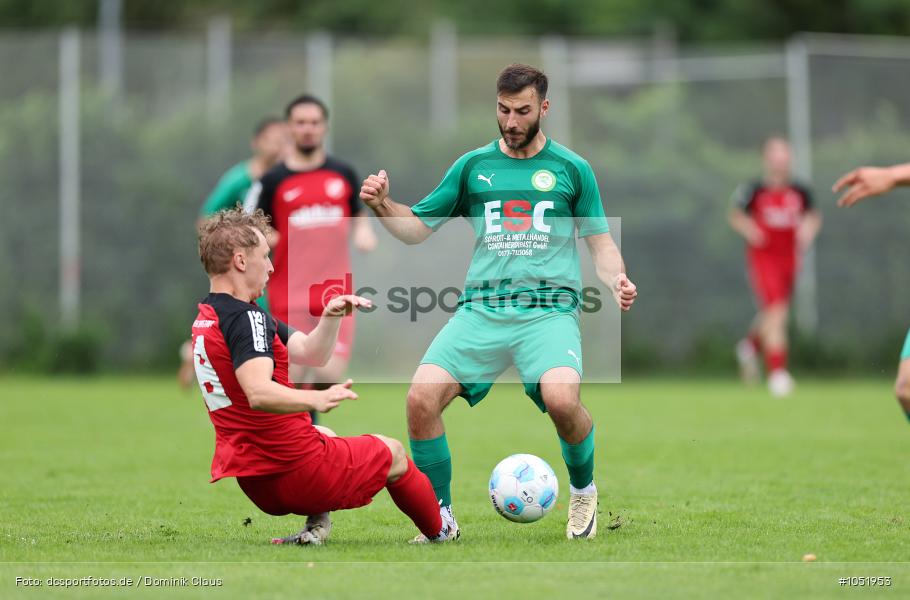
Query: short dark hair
284 94 329 120
496 64 548 100
253 116 283 138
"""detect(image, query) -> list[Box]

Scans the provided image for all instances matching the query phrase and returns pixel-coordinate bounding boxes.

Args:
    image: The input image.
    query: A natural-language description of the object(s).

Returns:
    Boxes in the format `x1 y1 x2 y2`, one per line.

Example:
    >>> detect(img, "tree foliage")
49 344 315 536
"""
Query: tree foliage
1 0 910 41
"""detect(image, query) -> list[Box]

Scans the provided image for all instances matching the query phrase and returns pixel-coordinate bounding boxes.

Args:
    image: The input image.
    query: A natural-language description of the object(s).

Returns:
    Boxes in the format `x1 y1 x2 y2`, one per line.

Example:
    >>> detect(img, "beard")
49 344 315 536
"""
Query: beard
499 116 541 150
296 142 319 156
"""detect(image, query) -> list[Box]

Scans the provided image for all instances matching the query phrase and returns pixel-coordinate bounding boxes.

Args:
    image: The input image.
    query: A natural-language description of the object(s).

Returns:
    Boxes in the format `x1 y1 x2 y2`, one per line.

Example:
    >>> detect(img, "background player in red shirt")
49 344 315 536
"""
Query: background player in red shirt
191 208 455 545
834 162 910 423
244 94 376 392
729 137 822 396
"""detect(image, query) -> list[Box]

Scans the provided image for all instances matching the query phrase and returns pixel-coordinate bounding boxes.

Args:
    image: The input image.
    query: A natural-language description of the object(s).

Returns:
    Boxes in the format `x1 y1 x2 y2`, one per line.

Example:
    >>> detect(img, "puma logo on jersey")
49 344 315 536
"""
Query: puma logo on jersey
567 349 581 367
283 187 304 202
477 173 495 187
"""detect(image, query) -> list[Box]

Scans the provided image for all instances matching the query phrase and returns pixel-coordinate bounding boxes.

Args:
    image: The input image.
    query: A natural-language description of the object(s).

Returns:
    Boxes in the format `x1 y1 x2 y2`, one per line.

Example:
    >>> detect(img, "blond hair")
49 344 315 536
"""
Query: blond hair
197 206 271 275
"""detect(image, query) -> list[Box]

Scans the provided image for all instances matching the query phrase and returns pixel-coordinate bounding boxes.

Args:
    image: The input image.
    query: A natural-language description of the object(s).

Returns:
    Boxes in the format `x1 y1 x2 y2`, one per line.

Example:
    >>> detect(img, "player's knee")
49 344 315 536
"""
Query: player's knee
314 424 337 437
406 385 441 420
381 437 408 482
543 394 580 423
766 304 789 326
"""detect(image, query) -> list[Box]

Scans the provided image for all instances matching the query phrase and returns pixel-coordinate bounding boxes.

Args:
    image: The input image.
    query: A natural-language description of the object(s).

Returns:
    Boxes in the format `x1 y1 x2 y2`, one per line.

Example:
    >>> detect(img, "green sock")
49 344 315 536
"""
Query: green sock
409 433 452 506
559 427 595 489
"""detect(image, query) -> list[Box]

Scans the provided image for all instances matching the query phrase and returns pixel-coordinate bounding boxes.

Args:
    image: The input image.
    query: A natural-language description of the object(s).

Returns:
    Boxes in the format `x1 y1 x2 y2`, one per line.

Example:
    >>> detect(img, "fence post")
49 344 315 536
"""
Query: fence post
206 15 232 123
98 0 122 100
786 35 818 335
430 19 457 133
59 28 81 329
307 31 334 150
541 36 571 146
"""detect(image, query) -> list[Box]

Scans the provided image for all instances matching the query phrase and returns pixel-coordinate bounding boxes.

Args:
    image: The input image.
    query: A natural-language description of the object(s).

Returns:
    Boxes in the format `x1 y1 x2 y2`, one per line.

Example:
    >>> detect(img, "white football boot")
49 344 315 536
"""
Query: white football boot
409 504 461 544
566 489 598 539
768 369 794 397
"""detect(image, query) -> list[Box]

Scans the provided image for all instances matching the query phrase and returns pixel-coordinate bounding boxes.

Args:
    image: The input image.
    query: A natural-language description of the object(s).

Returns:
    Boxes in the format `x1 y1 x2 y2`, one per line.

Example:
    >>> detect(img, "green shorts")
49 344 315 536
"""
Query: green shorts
901 327 910 361
420 303 583 412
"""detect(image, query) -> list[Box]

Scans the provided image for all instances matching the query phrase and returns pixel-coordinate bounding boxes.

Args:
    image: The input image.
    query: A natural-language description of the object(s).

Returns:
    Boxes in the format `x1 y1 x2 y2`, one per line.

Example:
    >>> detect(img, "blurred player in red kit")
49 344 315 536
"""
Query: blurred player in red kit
729 137 822 396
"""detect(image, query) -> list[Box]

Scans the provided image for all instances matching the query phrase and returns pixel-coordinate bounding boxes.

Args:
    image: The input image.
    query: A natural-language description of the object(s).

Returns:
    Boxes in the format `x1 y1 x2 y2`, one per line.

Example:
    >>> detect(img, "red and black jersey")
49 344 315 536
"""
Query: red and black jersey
733 180 813 256
243 157 360 325
191 293 321 482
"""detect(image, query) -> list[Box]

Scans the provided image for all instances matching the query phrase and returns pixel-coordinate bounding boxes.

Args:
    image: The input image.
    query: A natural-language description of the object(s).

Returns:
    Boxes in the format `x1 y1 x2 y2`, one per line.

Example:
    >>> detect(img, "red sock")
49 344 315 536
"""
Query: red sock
386 458 442 538
766 349 787 372
747 332 762 353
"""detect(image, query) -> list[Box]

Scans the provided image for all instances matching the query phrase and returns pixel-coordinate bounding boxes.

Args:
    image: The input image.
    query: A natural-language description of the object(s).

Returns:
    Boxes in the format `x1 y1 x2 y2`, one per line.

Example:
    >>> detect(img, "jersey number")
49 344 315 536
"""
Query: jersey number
193 335 232 412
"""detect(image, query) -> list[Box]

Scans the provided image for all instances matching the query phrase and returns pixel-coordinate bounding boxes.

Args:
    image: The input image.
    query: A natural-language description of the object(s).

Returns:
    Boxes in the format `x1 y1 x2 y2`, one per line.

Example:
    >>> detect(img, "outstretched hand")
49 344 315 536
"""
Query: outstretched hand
322 294 373 318
312 379 358 413
832 167 896 207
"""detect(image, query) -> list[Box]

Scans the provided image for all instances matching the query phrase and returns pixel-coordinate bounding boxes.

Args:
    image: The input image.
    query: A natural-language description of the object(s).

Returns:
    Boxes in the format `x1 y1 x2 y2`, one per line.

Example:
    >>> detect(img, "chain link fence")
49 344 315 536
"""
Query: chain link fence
2 27 909 373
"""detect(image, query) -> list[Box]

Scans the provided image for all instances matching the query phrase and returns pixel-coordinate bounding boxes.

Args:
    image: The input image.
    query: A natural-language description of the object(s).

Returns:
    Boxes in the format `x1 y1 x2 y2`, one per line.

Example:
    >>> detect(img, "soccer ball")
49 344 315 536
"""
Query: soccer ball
489 454 559 523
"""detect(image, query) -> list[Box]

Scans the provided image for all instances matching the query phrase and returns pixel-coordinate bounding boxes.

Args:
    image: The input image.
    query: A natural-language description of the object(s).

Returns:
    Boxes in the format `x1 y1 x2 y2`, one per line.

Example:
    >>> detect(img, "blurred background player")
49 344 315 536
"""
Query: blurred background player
178 117 290 388
191 207 454 545
360 64 637 541
834 162 910 422
199 117 290 223
728 136 822 397
244 94 376 393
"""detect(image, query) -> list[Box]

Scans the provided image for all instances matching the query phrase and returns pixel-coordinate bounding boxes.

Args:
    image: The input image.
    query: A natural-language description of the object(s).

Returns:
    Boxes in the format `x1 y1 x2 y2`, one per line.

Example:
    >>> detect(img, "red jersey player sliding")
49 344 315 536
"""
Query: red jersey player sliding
729 137 822 397
191 207 455 545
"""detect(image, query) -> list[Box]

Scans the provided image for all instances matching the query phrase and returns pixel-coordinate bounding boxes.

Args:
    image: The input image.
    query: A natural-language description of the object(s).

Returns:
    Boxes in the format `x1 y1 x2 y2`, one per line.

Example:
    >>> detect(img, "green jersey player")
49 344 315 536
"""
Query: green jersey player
360 64 637 540
199 117 289 218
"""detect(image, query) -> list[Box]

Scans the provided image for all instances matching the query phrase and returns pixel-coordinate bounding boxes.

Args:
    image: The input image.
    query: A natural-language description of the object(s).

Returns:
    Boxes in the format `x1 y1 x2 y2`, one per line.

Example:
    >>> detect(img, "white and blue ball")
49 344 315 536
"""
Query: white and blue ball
489 454 559 523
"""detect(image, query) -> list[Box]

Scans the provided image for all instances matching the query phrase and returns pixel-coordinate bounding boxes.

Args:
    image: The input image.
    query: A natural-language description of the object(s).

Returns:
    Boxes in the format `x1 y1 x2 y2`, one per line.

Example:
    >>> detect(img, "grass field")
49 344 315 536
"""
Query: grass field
2 375 909 598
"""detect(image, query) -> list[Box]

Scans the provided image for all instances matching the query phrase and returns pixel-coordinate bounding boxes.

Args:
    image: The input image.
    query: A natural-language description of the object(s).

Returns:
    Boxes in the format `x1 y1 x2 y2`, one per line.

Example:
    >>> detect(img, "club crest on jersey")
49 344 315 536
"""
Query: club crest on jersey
531 170 556 192
325 177 347 200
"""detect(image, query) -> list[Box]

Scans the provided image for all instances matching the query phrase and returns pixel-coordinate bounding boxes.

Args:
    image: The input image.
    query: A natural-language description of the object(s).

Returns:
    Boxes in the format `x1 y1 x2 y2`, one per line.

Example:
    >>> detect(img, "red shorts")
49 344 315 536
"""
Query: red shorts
236 433 391 516
748 252 797 308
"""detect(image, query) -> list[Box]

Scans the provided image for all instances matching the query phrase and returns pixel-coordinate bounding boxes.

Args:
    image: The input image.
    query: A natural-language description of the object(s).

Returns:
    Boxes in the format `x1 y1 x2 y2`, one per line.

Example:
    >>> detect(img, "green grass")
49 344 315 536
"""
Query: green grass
2 375 909 598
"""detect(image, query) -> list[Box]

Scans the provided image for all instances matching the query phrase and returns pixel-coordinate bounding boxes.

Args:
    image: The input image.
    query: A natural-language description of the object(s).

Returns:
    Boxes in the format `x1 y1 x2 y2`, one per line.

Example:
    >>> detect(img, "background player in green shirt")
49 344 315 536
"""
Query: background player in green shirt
199 117 290 219
360 64 637 540
179 117 290 388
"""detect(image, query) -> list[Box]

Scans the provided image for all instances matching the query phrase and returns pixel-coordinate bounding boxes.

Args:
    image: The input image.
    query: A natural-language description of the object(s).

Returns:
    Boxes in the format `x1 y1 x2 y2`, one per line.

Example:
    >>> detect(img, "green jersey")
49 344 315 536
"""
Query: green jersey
411 138 609 306
199 161 253 217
